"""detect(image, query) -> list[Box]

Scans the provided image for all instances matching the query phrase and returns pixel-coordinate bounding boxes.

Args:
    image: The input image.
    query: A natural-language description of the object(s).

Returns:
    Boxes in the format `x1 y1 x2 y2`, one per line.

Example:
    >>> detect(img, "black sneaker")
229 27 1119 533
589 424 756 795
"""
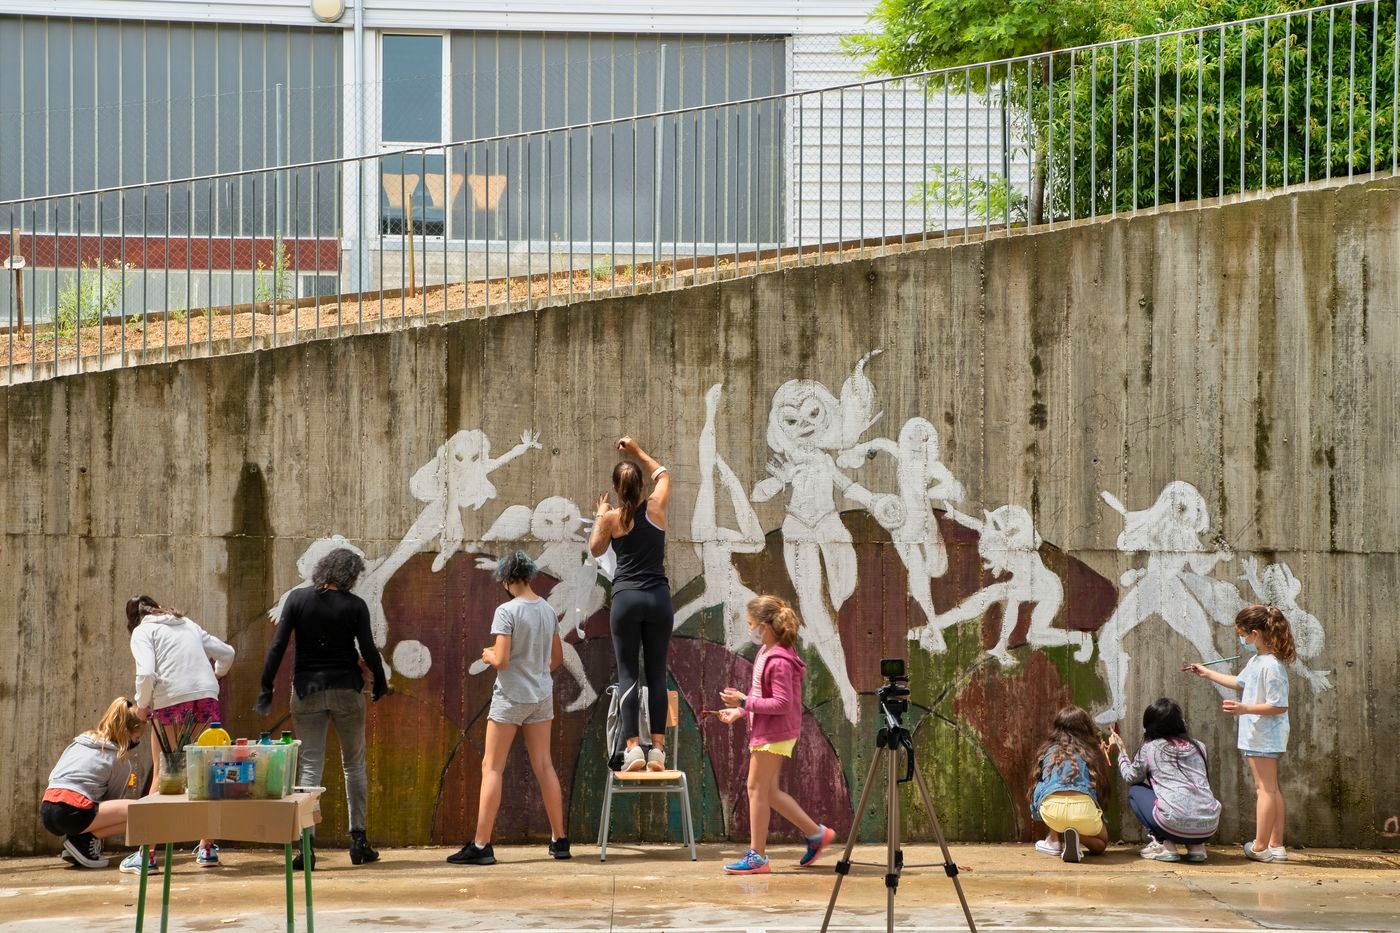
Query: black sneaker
548 837 572 860
446 842 496 866
63 833 108 869
292 848 316 871
1061 827 1082 863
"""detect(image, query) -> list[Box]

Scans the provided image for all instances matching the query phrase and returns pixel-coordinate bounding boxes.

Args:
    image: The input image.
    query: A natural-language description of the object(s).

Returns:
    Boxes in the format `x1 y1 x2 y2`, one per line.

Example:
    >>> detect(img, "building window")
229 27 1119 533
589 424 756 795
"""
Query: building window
381 34 444 144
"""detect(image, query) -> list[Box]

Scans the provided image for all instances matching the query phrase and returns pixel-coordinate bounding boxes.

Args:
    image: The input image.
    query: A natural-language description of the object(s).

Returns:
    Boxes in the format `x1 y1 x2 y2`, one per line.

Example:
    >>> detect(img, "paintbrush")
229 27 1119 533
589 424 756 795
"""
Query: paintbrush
149 716 171 756
1180 655 1240 672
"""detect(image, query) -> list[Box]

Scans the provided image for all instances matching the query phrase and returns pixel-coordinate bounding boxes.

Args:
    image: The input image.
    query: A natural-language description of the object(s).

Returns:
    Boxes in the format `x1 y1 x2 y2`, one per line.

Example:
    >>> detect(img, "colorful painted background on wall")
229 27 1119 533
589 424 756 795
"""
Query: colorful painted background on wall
226 351 1331 847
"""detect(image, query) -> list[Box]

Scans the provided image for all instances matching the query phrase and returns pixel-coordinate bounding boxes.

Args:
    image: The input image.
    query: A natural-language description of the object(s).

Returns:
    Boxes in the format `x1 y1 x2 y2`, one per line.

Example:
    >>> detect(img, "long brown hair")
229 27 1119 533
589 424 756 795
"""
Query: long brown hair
86 697 146 760
747 595 801 647
125 594 184 633
612 460 644 533
1236 604 1298 663
1027 705 1110 801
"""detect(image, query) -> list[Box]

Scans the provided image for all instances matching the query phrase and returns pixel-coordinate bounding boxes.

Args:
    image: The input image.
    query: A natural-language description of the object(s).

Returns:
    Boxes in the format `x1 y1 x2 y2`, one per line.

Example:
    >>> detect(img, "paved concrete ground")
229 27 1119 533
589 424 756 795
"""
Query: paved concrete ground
4 843 1398 932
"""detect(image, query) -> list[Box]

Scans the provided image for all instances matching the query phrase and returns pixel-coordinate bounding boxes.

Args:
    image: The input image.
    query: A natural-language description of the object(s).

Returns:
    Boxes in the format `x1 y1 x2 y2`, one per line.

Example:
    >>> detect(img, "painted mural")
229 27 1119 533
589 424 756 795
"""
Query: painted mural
232 348 1332 846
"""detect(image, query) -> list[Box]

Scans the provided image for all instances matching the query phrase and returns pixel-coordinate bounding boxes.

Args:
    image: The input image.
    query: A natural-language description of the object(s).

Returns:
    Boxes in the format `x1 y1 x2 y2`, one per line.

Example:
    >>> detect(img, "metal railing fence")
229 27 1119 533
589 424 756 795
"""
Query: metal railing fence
1 0 1395 385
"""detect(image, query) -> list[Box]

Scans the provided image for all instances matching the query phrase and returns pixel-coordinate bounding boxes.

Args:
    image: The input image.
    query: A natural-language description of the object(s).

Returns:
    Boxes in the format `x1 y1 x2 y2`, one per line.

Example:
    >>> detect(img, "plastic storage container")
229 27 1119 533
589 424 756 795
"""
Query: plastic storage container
185 741 300 800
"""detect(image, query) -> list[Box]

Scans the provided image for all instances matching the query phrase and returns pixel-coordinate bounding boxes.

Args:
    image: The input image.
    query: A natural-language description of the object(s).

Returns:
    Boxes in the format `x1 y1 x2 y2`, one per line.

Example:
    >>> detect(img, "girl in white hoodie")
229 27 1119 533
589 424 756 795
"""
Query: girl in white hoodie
127 595 235 869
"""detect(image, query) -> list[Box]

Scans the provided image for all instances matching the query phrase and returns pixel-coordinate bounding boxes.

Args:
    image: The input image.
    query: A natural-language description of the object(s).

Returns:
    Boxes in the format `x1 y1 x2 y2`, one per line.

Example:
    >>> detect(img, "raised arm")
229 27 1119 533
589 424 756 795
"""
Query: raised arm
618 436 670 522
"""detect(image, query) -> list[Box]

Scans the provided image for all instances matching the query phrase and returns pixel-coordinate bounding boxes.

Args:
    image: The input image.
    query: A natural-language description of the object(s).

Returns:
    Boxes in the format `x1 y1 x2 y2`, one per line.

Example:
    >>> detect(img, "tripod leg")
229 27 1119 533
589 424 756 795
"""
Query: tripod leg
911 761 978 933
887 747 900 933
820 749 884 933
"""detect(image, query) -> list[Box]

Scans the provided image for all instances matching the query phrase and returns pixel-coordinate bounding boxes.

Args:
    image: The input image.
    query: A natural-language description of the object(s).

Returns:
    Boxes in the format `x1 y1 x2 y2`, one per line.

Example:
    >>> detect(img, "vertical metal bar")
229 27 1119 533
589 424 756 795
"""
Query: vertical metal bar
1175 33 1182 204
184 184 192 351
1112 42 1119 210
442 145 448 313
1220 27 1227 197
882 78 889 249
527 135 534 307
75 198 83 372
672 115 679 286
860 87 867 256
163 186 171 361
587 129 594 300
1069 51 1076 224
837 89 844 258
1197 30 1204 200
1283 14 1291 188
1024 57 1033 229
316 164 324 332
733 107 740 274
119 193 126 363
924 75 931 242
963 67 971 239
1347 1 1357 178
1262 18 1270 193
1306 12 1314 182
714 112 720 276
819 91 826 260
1240 23 1248 195
207 182 213 353
507 142 514 304
1368 0 1378 174
1090 48 1098 219
609 128 616 292
691 113 699 279
1132 40 1139 210
1003 66 1011 235
294 172 301 342
754 107 762 271
1393 0 1399 174
141 189 149 354
1326 9 1335 181
228 182 235 354
901 79 907 248
545 135 553 303
1045 54 1053 229
1154 37 1161 209
567 132 575 302
486 146 493 314
984 63 992 238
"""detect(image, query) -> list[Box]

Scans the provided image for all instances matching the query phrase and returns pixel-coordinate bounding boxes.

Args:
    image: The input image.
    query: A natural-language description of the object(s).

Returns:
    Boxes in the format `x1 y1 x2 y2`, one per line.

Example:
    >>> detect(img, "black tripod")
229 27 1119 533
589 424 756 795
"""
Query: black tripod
821 696 977 933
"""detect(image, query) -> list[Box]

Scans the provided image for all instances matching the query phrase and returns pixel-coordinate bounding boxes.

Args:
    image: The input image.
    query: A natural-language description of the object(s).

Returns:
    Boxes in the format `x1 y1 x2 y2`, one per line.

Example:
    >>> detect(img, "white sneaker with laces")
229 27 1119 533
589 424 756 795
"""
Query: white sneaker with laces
1140 840 1182 862
646 747 666 772
621 745 646 772
1033 839 1062 857
1268 846 1288 862
1243 840 1275 862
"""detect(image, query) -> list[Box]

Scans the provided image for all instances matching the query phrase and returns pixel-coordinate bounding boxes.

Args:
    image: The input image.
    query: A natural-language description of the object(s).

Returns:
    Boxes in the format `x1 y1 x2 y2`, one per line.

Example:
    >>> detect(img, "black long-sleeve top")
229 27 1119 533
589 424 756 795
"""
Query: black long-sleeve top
259 586 389 700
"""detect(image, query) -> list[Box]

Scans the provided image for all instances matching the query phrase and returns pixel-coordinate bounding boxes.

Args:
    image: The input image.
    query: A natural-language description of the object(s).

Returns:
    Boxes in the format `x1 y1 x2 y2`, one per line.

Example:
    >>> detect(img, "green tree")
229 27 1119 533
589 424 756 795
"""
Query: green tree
850 0 1398 224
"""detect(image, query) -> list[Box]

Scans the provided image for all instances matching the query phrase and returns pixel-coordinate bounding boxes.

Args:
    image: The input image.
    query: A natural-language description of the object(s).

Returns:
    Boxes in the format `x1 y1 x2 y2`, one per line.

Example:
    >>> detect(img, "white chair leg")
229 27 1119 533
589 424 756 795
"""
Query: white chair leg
679 775 697 861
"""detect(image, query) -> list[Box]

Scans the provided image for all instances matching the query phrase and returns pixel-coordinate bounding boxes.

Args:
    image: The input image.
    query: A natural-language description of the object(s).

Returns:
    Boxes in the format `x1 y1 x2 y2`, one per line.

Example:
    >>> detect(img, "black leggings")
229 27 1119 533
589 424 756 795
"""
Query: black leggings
610 587 673 742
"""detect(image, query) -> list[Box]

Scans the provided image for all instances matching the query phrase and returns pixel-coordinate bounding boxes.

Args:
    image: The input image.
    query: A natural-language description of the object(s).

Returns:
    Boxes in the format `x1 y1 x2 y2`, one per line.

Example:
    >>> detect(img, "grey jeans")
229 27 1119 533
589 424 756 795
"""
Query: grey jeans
290 687 368 834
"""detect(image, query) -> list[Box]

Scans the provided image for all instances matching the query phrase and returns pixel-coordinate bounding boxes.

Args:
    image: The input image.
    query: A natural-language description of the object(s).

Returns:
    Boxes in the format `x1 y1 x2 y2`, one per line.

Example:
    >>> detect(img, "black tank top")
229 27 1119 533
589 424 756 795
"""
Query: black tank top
611 500 669 593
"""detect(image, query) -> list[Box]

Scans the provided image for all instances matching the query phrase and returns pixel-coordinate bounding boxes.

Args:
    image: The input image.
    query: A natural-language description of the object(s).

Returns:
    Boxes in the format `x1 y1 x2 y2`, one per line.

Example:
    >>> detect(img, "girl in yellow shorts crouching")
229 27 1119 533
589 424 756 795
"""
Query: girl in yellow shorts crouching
1029 706 1112 862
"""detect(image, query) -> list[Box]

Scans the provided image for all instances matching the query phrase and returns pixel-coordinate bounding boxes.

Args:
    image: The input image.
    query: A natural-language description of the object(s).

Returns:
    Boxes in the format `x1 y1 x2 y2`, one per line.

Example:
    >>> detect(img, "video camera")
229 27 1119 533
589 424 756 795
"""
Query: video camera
876 657 911 723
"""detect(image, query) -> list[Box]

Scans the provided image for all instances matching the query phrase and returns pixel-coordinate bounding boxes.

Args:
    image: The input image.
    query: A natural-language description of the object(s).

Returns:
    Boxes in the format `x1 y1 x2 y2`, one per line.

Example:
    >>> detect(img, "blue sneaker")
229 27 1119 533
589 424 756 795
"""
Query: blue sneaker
195 843 220 867
800 825 836 867
723 849 770 875
119 849 158 875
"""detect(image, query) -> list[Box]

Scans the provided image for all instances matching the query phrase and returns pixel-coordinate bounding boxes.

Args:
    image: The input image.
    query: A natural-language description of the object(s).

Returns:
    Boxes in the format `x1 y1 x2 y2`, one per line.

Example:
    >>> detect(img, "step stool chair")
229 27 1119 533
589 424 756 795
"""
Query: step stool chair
597 688 698 862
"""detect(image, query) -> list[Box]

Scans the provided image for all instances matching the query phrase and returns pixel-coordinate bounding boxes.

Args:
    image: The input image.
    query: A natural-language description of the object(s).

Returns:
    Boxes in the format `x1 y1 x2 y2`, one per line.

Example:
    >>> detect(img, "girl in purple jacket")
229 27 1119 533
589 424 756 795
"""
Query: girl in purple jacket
718 595 835 875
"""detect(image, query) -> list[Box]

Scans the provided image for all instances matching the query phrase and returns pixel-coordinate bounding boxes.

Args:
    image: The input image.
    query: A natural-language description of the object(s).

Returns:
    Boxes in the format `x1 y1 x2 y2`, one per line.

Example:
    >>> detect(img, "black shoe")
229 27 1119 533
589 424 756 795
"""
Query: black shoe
292 848 316 871
446 842 496 866
1061 827 1082 863
548 837 572 860
349 831 379 865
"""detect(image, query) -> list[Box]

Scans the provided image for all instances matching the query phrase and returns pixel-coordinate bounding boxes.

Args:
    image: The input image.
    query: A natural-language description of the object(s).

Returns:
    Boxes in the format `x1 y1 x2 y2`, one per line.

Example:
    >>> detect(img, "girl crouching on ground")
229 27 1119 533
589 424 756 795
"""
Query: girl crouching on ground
717 595 835 875
447 551 569 866
41 697 146 868
1108 697 1221 862
1030 705 1111 863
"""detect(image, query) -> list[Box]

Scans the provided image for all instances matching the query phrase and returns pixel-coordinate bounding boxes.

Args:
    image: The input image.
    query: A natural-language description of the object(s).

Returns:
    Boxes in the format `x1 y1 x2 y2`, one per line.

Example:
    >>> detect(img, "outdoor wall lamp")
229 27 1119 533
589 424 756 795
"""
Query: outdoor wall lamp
311 0 346 23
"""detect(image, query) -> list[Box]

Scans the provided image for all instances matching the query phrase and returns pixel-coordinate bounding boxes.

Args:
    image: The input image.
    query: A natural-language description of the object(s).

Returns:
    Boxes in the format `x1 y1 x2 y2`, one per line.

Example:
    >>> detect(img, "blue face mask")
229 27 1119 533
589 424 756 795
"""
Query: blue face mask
1239 634 1258 653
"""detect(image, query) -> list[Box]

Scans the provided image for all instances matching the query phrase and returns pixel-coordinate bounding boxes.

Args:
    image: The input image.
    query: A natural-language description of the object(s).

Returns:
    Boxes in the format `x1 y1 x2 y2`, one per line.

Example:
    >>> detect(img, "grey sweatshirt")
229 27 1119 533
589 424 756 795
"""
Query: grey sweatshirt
46 734 135 804
1117 738 1221 837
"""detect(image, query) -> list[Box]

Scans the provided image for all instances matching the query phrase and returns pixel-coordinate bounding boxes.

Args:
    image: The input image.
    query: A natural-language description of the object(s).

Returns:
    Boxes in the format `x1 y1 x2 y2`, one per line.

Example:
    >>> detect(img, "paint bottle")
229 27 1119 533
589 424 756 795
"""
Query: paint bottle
258 731 273 745
197 722 231 747
279 731 294 744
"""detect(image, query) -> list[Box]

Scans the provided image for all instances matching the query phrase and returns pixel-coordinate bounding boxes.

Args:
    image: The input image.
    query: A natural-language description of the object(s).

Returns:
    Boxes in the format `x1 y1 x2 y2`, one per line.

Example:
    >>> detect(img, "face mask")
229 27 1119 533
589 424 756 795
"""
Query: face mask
750 626 766 646
1238 634 1258 653
128 737 141 749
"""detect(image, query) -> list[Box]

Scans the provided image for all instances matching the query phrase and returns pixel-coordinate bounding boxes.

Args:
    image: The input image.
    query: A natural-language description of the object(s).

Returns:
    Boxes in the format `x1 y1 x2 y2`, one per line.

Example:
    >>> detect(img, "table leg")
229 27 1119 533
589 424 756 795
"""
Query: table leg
160 842 173 933
134 844 149 933
284 843 295 933
302 828 315 933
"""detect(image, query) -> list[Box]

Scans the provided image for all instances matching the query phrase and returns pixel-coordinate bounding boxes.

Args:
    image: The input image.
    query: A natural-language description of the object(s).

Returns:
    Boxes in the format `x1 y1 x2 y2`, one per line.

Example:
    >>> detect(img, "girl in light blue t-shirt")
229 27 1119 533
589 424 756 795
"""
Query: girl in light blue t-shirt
1188 605 1295 864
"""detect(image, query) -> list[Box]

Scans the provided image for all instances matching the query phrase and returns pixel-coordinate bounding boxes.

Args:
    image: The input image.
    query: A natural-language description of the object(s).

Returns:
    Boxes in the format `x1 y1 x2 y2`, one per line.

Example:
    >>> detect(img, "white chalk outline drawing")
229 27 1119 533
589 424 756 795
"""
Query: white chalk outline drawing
1239 556 1333 691
1094 481 1240 724
268 429 541 683
468 496 605 712
673 384 765 652
837 416 966 640
929 504 1094 666
752 351 886 723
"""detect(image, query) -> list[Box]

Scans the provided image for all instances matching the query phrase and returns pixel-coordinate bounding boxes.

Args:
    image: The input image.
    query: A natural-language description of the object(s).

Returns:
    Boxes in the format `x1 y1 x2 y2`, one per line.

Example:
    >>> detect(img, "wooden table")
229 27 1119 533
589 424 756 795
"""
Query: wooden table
125 790 321 933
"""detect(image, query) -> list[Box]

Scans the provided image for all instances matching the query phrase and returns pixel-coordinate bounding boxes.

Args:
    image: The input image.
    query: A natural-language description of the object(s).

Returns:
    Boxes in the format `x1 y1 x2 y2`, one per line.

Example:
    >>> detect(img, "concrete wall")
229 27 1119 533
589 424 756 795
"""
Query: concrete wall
2 178 1396 854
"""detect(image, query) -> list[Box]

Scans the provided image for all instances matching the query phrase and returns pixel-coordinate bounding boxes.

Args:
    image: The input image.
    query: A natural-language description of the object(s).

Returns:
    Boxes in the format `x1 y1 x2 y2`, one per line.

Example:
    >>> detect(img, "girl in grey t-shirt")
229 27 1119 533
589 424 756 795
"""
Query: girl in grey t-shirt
447 551 569 867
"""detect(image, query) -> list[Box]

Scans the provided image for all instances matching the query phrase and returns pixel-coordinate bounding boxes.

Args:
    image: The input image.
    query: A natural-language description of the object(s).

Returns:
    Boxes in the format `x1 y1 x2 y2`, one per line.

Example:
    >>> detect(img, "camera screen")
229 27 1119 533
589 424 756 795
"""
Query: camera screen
880 657 906 679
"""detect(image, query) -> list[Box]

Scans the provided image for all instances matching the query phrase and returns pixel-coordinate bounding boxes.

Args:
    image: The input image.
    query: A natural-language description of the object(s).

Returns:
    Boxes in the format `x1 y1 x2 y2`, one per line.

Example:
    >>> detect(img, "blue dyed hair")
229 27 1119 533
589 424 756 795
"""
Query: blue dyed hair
493 550 537 585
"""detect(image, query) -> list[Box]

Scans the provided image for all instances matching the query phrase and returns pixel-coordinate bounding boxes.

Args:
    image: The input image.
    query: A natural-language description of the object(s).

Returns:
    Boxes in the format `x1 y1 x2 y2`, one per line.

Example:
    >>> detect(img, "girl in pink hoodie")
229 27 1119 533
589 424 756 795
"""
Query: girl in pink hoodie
717 595 836 874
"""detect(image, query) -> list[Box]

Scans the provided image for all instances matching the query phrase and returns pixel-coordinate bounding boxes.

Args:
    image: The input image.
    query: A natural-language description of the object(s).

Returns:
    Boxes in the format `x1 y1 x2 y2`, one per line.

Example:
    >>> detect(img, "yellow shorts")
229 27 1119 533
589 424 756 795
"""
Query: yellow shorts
750 739 797 758
1038 793 1104 836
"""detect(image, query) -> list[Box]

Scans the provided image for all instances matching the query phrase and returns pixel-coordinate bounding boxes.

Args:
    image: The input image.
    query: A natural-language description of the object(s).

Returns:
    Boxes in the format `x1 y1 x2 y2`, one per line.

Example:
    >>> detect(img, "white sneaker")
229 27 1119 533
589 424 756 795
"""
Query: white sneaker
646 747 666 772
1034 839 1062 857
1140 840 1182 862
621 745 646 772
1184 844 1208 863
1243 840 1274 862
1268 846 1288 862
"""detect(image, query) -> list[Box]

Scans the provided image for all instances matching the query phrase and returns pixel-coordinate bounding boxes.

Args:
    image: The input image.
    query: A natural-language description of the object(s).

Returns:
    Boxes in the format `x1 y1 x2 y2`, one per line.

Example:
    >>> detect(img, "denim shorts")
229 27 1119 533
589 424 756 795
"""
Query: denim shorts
1241 749 1284 759
488 693 554 726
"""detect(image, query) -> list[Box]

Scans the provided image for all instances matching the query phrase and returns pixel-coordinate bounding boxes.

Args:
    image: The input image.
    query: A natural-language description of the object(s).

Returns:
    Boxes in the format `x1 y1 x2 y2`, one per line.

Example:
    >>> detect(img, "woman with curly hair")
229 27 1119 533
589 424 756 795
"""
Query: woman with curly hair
1028 705 1112 863
257 547 389 869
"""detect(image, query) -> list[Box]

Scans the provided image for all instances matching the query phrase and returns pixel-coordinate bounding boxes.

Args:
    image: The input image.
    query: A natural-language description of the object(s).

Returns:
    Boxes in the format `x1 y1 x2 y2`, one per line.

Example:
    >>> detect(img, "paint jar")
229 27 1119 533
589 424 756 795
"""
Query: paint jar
157 750 187 795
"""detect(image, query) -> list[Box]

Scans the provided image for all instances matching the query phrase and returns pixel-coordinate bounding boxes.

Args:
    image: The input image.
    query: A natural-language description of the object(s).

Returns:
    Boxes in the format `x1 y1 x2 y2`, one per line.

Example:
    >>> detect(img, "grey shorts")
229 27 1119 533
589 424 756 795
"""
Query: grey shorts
488 693 554 726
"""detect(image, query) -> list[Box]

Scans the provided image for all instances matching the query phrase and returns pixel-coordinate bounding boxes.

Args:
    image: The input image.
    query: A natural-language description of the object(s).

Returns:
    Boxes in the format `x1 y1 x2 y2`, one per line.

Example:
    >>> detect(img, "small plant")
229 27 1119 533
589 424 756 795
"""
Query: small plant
168 309 187 325
912 165 1029 224
590 254 614 280
127 313 144 329
54 260 126 338
255 239 293 307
